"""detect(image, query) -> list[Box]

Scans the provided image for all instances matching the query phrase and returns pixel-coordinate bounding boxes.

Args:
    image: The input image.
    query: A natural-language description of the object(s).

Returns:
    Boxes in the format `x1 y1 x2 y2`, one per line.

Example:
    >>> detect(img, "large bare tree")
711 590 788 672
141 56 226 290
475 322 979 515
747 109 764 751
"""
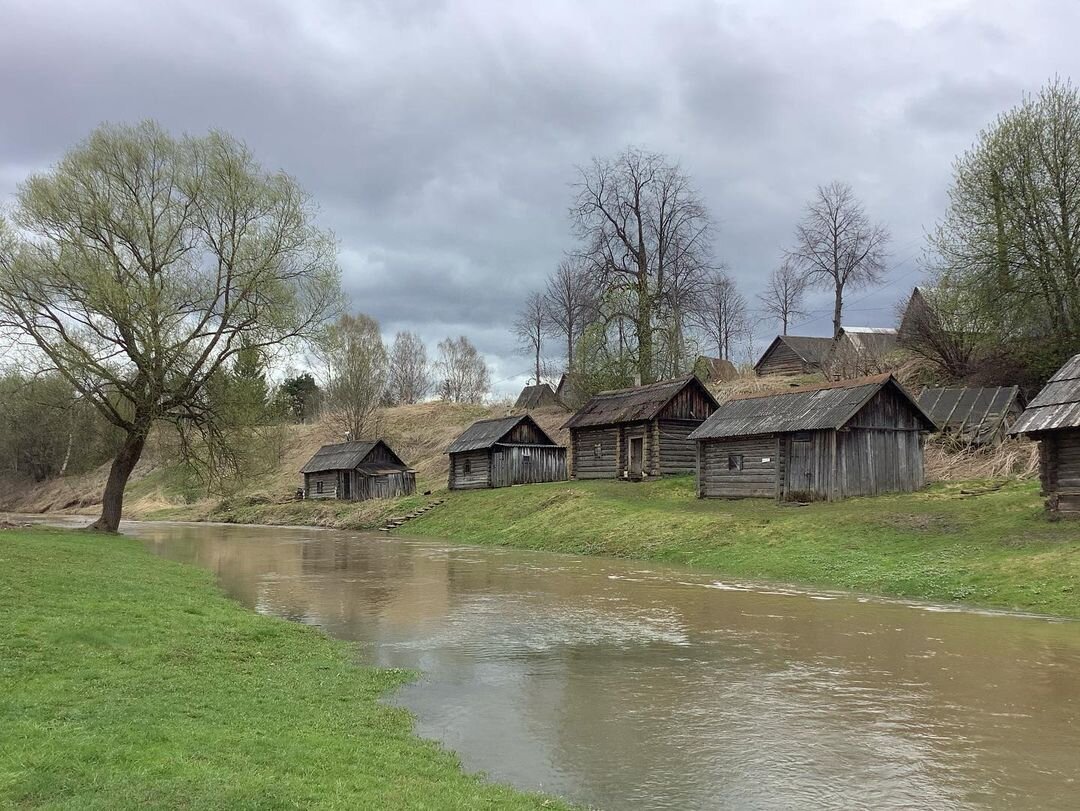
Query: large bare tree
514 291 548 384
386 330 430 405
788 181 889 339
572 147 712 384
0 122 340 531
758 260 807 335
316 313 388 440
543 257 594 372
435 335 490 403
689 269 748 360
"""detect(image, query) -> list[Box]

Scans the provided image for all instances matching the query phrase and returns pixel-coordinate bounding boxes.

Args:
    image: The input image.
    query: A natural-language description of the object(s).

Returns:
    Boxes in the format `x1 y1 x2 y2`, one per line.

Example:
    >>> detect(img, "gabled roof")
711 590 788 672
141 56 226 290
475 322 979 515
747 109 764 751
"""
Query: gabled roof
1011 354 1080 434
688 374 935 440
917 386 1023 446
447 414 558 454
563 375 718 430
753 335 835 371
694 356 738 383
836 326 899 357
300 440 406 474
514 382 559 410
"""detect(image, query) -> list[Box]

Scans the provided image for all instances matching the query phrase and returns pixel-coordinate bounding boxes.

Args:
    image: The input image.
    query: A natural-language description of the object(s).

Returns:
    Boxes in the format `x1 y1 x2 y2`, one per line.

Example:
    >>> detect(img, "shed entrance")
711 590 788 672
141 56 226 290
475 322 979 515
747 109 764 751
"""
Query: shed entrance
629 437 644 478
785 432 816 501
342 473 351 499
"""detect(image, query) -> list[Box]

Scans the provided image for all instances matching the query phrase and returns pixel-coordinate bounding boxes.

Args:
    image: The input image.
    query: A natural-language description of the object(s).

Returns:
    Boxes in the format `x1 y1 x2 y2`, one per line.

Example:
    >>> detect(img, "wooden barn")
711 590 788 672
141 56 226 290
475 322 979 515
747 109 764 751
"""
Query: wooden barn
564 376 719 480
826 326 900 378
514 382 561 410
447 414 566 490
754 335 835 377
1010 354 1080 517
689 374 936 501
917 386 1024 447
300 440 416 501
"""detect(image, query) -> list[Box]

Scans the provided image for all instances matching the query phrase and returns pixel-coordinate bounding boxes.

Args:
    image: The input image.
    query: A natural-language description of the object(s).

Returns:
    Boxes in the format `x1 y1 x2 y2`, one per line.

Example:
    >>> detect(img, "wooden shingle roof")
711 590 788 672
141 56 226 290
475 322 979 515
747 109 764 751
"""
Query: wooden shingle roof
563 376 718 430
1011 354 1080 434
447 414 558 454
688 374 935 440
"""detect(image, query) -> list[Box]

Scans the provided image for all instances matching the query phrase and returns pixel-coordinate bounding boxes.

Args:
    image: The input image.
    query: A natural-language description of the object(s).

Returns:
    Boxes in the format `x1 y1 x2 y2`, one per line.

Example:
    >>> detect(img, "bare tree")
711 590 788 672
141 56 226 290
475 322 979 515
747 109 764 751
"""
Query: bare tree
0 122 340 531
316 313 388 439
543 257 594 371
788 181 889 340
514 291 548 384
759 260 807 335
689 270 748 360
572 147 712 384
435 336 490 403
386 330 430 404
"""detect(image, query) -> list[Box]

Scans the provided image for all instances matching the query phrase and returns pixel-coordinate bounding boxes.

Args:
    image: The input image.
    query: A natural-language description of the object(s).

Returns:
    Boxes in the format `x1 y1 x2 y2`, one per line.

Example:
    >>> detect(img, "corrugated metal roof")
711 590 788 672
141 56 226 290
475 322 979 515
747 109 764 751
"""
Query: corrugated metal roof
1011 354 1080 434
688 374 934 440
447 414 558 453
300 440 405 474
754 335 835 370
917 386 1022 446
563 376 717 429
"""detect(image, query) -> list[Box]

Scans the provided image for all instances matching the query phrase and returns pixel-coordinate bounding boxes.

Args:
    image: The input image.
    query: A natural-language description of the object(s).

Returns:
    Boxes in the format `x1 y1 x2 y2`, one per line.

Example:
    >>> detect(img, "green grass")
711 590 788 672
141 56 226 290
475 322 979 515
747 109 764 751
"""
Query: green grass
0 528 569 810
406 477 1080 617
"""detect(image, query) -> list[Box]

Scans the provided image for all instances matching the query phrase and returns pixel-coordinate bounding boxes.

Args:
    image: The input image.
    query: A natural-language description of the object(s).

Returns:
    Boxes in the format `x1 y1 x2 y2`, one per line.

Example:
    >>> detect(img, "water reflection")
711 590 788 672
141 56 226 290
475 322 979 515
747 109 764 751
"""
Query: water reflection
131 521 1080 810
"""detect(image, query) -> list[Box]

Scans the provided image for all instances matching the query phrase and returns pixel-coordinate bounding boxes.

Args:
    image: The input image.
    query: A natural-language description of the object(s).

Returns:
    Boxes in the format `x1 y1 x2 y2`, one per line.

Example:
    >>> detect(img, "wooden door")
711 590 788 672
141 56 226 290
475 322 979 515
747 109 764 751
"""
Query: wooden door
341 471 352 500
784 433 814 500
629 437 644 477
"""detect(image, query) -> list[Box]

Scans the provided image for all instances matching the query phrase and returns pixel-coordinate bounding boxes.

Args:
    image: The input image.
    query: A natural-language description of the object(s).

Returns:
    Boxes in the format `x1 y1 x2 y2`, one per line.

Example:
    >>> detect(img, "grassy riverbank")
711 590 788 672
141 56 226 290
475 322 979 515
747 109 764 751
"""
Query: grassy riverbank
0 528 567 810
406 477 1080 618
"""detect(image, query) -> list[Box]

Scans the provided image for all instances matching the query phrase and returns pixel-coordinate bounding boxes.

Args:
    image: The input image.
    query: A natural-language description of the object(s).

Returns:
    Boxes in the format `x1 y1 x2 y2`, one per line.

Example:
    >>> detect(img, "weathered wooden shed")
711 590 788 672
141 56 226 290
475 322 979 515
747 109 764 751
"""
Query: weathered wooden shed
300 440 416 501
447 414 567 490
693 355 739 384
555 373 588 410
564 376 719 480
514 382 561 410
754 335 835 377
1010 354 1080 517
826 327 900 378
689 374 936 501
917 386 1024 447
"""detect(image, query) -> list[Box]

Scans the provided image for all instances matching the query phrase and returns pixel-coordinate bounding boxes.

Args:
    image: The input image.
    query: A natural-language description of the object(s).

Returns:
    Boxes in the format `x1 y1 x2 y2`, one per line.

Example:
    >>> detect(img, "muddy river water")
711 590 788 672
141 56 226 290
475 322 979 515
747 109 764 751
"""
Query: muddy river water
119 520 1078 809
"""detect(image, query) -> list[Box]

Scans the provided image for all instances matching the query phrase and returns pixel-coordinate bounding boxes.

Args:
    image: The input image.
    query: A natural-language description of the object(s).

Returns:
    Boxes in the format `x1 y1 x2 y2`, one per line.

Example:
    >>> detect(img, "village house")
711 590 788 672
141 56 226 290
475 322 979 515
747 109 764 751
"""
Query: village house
826 326 900 378
917 386 1024 447
689 374 935 501
1010 354 1080 517
754 335 835 377
513 382 561 410
300 440 416 500
447 414 566 490
564 376 719 480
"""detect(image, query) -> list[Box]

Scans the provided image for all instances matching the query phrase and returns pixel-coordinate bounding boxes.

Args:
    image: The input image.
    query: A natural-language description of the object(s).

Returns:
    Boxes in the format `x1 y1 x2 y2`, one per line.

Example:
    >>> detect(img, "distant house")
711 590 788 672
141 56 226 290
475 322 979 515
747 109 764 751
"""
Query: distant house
300 440 415 501
564 376 719 480
826 326 900 378
447 414 566 490
1010 354 1080 517
693 355 739 384
917 386 1024 447
897 286 936 344
689 374 935 501
555 372 588 410
754 335 835 377
514 382 561 410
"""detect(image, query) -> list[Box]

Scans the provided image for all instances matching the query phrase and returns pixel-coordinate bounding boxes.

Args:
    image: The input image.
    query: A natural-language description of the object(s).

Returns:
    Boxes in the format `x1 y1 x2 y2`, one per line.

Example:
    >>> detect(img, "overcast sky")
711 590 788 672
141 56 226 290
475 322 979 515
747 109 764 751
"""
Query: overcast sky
2 0 1077 396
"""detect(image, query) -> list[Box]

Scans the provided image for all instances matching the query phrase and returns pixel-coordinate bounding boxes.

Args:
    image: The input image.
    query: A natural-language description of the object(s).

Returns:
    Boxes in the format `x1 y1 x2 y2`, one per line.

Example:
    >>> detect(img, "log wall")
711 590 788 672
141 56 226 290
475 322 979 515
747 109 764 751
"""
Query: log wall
448 449 491 490
571 426 620 479
756 341 816 376
697 435 778 498
1042 429 1080 516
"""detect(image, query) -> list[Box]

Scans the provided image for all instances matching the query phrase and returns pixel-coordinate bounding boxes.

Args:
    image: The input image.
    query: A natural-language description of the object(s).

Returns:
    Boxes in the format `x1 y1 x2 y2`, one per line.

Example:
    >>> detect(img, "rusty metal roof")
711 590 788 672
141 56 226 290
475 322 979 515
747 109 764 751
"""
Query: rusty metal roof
917 386 1023 446
753 335 835 371
447 414 558 453
300 440 406 474
1011 354 1080 434
688 374 935 440
563 376 718 429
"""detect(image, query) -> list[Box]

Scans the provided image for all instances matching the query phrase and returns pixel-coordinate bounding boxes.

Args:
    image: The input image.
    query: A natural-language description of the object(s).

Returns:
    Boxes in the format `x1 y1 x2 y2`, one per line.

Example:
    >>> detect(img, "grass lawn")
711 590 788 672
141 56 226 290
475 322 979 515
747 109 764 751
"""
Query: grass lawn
406 477 1080 618
0 528 568 810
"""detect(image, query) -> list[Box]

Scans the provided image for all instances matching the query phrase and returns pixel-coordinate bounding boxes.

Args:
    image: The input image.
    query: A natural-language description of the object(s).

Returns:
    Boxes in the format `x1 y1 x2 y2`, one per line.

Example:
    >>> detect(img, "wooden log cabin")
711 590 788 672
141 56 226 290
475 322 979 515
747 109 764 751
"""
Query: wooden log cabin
689 374 936 501
1010 353 1080 517
300 440 416 501
447 414 567 490
753 335 835 377
564 376 719 480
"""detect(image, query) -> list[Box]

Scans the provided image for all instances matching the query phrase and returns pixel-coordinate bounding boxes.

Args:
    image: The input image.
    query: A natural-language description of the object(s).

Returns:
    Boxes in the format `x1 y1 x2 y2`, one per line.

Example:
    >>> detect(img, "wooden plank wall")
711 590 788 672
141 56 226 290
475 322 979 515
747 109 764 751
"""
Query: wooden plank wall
697 436 777 498
355 471 416 500
756 342 814 376
656 420 702 475
781 429 834 501
491 446 567 487
657 383 716 421
836 386 926 498
305 471 340 499
448 449 491 490
1045 429 1080 516
571 426 619 479
504 420 548 445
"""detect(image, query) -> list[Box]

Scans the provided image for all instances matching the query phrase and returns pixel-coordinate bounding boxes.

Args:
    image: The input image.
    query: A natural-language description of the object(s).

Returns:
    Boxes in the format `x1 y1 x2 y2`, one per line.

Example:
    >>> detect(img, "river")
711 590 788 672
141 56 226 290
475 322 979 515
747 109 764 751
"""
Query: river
117 520 1079 809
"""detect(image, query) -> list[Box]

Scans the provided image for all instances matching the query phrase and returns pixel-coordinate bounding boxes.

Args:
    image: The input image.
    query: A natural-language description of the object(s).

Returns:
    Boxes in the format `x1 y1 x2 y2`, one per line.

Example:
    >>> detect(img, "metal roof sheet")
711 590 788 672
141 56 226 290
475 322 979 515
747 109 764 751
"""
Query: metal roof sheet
688 374 934 440
917 386 1023 446
300 440 404 474
563 376 717 429
1012 354 1080 434
447 414 558 453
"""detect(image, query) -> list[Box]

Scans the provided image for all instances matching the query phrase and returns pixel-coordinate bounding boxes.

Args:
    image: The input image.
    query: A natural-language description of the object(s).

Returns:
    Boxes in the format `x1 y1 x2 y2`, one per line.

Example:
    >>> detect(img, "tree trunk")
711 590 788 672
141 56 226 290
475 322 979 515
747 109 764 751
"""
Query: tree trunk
832 282 844 340
87 427 148 533
637 286 654 384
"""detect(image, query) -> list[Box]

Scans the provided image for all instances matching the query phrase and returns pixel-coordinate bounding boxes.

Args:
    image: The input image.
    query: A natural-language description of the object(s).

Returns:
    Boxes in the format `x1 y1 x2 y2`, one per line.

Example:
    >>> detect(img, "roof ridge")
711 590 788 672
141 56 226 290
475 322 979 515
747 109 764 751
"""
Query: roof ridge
726 373 892 402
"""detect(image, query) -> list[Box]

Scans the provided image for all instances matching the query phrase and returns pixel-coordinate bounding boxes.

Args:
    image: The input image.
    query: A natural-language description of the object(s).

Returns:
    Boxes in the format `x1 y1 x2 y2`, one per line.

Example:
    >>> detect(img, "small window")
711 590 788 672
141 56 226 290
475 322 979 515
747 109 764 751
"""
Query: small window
793 431 812 443
594 443 603 460
315 480 324 494
728 454 744 471
522 450 531 465
463 459 472 475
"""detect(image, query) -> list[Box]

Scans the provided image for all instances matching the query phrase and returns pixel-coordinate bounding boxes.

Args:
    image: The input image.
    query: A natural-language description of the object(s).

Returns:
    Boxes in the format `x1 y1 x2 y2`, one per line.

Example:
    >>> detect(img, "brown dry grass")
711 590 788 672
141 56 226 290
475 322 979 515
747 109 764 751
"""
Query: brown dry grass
925 437 1039 482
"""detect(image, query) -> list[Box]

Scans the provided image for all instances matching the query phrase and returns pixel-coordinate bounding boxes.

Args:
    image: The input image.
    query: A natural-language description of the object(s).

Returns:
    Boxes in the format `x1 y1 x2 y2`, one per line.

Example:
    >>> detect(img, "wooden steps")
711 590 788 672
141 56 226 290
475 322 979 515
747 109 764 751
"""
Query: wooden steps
377 499 445 532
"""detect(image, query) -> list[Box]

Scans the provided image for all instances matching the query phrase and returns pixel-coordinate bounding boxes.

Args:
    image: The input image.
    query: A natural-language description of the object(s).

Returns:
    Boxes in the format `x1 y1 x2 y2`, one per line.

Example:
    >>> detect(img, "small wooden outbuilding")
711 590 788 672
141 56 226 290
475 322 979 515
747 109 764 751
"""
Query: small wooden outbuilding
555 373 588 410
826 326 900 378
918 386 1024 447
1010 354 1080 517
693 355 739 384
689 374 936 501
754 335 835 377
564 376 719 480
300 440 416 501
447 414 567 490
514 382 561 410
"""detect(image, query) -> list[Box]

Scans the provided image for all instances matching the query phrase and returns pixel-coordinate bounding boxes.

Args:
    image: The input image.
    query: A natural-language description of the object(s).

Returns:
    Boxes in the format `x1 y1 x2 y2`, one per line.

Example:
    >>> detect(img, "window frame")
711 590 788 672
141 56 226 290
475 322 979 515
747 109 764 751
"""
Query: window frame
727 454 744 472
